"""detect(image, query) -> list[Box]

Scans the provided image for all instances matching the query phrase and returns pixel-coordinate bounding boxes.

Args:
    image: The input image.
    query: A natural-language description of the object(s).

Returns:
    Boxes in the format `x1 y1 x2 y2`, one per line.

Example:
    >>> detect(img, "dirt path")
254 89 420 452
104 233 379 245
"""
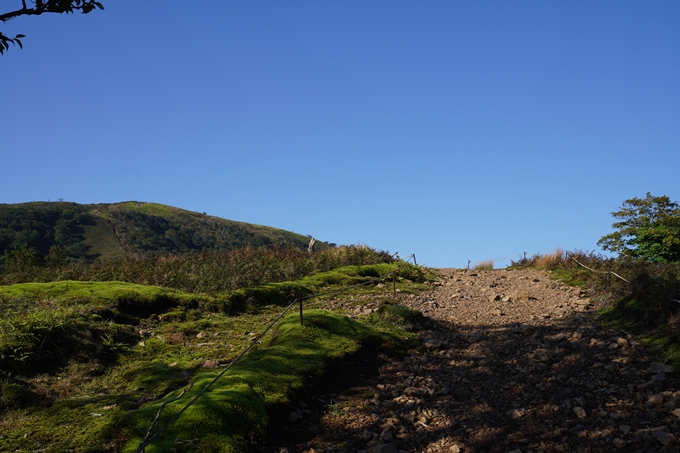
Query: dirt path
268 269 680 453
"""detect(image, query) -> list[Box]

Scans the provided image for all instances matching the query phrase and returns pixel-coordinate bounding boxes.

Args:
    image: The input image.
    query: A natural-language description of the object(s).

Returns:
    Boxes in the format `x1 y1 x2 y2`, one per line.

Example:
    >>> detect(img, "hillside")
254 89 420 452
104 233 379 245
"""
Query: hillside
0 201 329 263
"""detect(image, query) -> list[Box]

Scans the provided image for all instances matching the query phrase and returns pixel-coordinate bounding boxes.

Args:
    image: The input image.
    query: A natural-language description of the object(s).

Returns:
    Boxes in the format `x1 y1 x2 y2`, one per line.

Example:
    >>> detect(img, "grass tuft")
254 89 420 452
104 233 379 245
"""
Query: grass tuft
472 259 495 271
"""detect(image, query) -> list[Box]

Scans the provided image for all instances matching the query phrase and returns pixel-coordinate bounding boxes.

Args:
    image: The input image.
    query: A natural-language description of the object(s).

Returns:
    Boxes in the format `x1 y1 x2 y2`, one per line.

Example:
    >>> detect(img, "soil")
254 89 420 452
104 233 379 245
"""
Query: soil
265 268 680 453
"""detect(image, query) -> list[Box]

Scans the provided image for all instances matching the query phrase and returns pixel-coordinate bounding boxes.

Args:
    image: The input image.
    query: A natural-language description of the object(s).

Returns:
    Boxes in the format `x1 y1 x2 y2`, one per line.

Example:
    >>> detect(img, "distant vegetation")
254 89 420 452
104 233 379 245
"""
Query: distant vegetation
0 201 330 270
0 245 393 292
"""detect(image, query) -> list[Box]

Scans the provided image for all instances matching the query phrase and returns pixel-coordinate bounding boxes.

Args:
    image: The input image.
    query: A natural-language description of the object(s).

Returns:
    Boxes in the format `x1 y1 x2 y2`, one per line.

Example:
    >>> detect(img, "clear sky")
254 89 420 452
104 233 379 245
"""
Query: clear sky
2 1 679 268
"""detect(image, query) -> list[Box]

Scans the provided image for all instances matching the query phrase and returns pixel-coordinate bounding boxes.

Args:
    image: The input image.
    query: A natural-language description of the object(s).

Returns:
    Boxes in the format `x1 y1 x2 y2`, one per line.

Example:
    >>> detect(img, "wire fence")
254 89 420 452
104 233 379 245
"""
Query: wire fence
134 254 417 453
569 256 630 283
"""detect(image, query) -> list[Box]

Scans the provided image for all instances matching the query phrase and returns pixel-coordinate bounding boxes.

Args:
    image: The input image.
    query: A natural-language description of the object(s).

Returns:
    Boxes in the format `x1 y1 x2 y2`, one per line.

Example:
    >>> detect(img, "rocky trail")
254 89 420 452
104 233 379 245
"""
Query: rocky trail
267 268 680 453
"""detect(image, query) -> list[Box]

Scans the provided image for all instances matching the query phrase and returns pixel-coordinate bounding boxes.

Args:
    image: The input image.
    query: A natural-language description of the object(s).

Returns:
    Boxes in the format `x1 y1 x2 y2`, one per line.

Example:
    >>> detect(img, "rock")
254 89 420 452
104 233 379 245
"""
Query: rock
648 394 664 405
513 292 530 302
573 407 587 418
370 443 398 453
639 373 667 389
506 409 523 419
619 424 631 434
424 339 443 349
648 362 675 374
491 309 503 316
652 428 676 446
196 331 207 339
450 445 461 453
288 411 299 423
202 359 219 368
612 438 626 449
617 338 629 348
671 408 680 418
490 295 501 302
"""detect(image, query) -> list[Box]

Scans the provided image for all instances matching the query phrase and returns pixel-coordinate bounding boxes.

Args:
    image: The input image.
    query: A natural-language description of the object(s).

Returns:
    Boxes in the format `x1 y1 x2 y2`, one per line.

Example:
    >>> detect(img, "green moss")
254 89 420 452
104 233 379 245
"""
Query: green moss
0 263 429 452
550 268 589 288
1 383 32 410
120 310 398 453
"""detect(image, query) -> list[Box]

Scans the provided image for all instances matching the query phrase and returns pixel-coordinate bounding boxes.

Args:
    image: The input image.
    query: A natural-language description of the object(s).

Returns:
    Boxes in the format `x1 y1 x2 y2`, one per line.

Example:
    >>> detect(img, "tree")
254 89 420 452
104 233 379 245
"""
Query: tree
1 1 103 54
598 193 680 263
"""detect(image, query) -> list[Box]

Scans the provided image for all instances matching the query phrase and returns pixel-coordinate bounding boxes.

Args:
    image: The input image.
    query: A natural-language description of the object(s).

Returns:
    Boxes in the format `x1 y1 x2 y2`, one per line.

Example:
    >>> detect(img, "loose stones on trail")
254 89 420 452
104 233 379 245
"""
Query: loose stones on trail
269 268 679 453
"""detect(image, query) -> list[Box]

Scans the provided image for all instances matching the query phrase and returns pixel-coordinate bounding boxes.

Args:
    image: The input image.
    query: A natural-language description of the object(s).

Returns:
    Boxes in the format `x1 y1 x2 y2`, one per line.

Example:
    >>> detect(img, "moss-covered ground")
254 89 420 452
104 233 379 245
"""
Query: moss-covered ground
0 262 430 452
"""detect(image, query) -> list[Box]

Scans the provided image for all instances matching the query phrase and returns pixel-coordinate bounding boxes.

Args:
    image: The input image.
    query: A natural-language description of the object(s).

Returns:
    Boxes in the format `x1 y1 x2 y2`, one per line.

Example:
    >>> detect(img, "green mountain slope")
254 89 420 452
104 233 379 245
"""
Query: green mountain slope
0 201 327 262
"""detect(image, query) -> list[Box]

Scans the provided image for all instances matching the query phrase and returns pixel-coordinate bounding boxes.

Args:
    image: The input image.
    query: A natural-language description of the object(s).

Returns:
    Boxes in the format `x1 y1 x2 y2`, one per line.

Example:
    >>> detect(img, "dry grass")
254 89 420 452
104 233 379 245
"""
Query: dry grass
534 246 565 270
473 259 495 271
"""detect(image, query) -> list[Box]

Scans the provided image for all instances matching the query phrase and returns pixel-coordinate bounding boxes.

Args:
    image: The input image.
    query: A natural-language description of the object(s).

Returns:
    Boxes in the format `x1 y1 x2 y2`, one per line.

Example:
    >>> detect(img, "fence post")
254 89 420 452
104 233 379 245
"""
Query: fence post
413 254 417 265
393 272 396 299
299 299 304 325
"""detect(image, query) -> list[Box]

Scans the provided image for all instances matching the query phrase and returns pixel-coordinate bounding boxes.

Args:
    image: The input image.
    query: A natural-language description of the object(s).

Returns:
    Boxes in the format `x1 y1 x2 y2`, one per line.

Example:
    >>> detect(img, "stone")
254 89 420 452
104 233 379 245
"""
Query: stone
202 359 219 368
450 445 461 453
652 429 676 446
370 443 398 453
648 362 675 374
619 424 631 434
671 408 680 418
288 411 299 423
506 409 523 419
612 438 626 449
196 331 207 339
424 339 442 349
639 373 667 389
617 338 629 348
648 394 664 405
573 407 587 418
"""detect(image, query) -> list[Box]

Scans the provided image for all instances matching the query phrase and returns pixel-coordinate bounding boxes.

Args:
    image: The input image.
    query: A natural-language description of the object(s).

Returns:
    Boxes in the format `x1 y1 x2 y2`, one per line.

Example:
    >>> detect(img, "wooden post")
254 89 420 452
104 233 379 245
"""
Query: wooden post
299 299 304 325
393 272 396 299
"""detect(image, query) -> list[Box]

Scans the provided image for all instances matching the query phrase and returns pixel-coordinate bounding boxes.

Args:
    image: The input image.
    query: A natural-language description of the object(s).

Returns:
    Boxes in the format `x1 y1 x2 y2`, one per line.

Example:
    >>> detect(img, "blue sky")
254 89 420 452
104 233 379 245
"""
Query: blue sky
2 1 679 268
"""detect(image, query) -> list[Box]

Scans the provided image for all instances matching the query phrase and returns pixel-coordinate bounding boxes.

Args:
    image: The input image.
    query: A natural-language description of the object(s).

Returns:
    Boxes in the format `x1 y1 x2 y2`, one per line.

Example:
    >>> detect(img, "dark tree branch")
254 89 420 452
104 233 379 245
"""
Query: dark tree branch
1 1 103 54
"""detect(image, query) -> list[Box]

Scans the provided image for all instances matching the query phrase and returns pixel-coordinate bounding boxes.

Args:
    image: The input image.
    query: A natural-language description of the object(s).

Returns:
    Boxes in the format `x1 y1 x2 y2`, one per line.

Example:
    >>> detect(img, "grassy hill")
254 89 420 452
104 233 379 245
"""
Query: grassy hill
0 201 329 264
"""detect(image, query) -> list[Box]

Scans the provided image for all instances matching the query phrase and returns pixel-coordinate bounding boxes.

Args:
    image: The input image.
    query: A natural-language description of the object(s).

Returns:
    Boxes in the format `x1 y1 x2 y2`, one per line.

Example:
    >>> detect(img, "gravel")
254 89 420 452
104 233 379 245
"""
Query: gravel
268 268 679 453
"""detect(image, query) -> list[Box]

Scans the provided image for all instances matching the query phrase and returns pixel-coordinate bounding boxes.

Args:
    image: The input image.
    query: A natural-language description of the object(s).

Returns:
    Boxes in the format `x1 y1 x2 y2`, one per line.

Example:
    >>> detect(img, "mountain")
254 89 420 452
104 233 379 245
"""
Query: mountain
0 201 329 262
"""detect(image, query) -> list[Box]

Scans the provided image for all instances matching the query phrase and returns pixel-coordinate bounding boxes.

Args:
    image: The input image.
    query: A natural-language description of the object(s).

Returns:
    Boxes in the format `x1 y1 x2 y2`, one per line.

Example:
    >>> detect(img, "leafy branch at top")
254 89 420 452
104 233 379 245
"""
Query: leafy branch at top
1 1 104 54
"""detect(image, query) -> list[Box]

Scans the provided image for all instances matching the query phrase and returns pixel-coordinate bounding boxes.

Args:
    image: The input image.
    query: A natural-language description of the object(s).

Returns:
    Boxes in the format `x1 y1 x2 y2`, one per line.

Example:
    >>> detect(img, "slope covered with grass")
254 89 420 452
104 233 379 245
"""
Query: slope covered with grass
0 261 430 452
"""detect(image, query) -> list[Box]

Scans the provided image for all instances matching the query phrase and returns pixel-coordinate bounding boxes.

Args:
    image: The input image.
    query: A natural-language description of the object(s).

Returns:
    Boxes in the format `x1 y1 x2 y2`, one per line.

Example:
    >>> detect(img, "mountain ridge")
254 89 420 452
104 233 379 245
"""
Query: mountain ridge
0 201 330 263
